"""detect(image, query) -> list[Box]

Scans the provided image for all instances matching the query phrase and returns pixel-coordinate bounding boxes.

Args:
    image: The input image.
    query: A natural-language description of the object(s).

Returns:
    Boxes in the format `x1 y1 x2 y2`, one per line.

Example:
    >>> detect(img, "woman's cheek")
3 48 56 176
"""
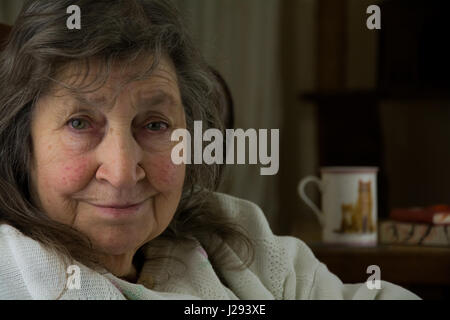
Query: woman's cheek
146 153 185 191
52 158 91 191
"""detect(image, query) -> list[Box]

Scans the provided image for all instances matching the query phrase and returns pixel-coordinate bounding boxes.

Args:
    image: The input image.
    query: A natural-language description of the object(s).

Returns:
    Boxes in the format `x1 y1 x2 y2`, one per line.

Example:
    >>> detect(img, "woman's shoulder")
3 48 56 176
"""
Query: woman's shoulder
0 223 125 300
209 192 320 274
209 192 277 238
205 193 322 299
209 191 261 210
0 223 70 299
0 223 35 253
0 223 40 299
0 223 48 254
0 223 24 236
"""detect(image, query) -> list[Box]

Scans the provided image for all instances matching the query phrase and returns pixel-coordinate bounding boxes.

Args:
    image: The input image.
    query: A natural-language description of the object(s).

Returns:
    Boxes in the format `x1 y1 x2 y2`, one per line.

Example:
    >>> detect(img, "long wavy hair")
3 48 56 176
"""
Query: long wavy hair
0 0 254 287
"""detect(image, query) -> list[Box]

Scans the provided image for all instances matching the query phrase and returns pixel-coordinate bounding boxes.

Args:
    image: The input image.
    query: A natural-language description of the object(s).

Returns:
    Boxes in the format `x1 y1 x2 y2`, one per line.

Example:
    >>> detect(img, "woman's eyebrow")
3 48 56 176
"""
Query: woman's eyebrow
134 91 180 110
71 94 113 112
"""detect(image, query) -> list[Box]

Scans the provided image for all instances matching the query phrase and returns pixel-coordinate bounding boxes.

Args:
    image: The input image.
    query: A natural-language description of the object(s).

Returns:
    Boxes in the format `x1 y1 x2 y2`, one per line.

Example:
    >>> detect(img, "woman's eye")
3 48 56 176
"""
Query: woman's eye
68 118 89 131
146 121 169 132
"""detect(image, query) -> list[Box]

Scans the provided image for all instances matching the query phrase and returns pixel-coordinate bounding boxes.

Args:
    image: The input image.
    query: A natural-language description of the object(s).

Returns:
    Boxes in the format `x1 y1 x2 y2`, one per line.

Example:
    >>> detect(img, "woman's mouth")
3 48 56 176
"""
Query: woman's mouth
89 200 146 218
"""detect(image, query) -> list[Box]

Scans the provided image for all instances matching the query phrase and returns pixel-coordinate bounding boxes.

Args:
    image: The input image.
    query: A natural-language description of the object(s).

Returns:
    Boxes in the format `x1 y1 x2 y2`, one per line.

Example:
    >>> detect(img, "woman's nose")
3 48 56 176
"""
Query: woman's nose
95 126 146 189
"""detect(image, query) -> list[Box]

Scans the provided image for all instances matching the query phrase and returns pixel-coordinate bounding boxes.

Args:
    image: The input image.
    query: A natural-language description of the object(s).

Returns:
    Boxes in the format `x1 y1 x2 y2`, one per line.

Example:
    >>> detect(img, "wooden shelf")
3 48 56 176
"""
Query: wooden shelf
309 243 450 299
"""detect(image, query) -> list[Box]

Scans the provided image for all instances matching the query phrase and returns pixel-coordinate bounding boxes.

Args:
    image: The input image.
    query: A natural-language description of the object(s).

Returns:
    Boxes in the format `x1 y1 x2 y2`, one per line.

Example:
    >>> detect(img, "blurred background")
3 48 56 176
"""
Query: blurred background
1 0 450 299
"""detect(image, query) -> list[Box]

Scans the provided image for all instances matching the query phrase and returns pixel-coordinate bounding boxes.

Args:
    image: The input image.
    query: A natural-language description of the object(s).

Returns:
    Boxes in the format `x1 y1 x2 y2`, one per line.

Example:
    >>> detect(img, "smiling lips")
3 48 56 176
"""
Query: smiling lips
90 200 146 217
94 202 142 209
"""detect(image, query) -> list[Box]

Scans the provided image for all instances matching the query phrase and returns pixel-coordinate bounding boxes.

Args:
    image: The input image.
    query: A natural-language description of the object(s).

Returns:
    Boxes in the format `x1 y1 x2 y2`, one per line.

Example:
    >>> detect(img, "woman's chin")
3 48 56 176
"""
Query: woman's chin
89 229 151 256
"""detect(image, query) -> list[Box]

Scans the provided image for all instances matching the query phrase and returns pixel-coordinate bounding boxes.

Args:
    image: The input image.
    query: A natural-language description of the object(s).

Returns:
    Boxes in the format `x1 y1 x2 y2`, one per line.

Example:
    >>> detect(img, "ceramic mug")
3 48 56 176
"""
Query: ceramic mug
298 167 378 246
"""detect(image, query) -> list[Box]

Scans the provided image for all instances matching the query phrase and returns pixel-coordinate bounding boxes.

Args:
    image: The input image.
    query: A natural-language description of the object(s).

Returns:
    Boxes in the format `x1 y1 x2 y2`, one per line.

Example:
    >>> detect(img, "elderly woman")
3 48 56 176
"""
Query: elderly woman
0 0 419 300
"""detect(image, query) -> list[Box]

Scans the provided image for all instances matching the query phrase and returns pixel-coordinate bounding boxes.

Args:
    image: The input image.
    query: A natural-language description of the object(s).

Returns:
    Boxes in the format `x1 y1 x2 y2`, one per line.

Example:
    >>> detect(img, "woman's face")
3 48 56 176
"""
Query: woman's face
29 56 186 257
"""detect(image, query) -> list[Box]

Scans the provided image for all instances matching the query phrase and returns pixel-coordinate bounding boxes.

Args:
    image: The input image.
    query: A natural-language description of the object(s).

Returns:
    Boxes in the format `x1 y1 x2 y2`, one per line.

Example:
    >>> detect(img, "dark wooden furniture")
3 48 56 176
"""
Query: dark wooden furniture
306 1 450 220
309 244 450 299
301 91 389 219
297 1 450 301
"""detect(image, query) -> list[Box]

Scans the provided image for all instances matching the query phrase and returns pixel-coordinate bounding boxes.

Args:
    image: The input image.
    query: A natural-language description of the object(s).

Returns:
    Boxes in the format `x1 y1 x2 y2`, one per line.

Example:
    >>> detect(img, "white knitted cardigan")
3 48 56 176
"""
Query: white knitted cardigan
0 192 420 300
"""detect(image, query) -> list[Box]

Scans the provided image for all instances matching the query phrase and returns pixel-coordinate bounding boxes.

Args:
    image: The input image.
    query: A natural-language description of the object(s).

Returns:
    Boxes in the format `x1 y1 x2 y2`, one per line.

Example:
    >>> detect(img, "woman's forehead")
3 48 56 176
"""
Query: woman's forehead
47 56 181 104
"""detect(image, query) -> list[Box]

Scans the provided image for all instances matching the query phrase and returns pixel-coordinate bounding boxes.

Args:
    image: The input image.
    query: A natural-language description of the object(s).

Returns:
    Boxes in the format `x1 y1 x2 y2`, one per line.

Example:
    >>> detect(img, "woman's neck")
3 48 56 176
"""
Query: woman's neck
119 264 138 283
101 253 139 283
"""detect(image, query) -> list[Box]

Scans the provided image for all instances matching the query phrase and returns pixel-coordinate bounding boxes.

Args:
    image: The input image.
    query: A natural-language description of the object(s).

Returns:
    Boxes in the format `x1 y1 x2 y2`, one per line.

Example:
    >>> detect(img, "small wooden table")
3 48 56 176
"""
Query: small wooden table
308 243 450 299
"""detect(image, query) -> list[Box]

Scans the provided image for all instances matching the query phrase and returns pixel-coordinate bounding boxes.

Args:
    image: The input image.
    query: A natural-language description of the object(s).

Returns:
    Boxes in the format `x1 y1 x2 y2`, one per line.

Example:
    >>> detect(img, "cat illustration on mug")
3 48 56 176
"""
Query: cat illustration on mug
334 180 376 234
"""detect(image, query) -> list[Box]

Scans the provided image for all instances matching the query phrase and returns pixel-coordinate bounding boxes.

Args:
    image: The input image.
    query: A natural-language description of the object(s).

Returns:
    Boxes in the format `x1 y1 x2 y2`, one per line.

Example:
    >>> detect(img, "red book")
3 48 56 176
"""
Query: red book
390 205 450 225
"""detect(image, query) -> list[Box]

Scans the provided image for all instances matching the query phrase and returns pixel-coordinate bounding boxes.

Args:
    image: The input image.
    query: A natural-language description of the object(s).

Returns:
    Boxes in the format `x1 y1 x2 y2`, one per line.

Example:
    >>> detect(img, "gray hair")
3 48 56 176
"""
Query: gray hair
0 0 254 287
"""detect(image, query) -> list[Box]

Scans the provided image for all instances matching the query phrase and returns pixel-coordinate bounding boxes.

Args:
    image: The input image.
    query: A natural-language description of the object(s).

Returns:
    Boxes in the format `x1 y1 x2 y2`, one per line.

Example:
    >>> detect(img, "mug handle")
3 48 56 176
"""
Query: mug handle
297 176 325 227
